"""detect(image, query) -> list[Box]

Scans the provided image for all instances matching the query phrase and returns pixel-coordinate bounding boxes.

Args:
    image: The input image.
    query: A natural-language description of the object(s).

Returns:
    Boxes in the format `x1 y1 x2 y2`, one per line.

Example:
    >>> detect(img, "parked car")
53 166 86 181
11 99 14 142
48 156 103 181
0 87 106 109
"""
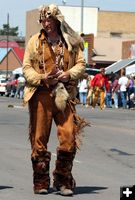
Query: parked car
5 75 19 97
85 67 100 75
0 78 7 96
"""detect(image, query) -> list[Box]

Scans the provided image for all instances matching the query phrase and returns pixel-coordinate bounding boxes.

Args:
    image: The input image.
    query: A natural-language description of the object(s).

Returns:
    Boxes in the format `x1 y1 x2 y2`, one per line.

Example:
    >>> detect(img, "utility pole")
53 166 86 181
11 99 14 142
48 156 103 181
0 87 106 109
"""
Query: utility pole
6 13 9 80
61 0 84 33
62 0 67 5
81 0 84 33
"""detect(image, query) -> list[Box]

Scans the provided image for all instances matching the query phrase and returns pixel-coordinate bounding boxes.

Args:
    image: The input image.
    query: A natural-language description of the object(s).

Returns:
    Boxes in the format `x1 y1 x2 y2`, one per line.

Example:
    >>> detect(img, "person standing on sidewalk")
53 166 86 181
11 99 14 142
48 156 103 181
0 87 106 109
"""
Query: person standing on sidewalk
86 75 94 107
78 73 88 106
112 74 120 109
118 70 128 109
91 68 110 110
23 4 87 196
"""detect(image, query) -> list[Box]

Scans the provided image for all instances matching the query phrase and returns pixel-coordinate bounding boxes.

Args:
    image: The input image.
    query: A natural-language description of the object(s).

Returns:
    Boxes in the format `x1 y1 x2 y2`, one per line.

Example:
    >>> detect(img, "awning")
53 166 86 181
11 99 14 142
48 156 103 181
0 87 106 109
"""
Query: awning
105 58 135 74
126 64 135 75
12 67 22 75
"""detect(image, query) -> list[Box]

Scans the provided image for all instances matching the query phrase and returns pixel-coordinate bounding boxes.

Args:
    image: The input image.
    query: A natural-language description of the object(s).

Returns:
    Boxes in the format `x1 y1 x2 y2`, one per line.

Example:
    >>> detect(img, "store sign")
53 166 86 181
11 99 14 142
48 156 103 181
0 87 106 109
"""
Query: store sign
84 41 88 63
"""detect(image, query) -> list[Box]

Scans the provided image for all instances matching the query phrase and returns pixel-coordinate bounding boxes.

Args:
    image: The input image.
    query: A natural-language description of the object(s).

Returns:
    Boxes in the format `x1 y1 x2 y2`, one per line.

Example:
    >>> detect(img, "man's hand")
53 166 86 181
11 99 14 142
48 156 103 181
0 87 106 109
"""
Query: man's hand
41 69 70 85
46 77 58 85
42 68 63 85
58 71 70 82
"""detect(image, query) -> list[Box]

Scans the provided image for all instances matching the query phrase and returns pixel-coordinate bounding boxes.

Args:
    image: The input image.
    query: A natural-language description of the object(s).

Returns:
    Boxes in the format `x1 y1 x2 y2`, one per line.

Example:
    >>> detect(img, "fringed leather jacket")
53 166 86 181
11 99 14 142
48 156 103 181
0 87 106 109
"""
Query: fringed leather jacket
23 30 86 105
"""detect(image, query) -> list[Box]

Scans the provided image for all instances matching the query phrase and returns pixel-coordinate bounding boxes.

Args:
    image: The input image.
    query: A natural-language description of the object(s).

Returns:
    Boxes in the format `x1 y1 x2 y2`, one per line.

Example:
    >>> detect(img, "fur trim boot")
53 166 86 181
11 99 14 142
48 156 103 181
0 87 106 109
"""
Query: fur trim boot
31 151 51 194
53 149 76 196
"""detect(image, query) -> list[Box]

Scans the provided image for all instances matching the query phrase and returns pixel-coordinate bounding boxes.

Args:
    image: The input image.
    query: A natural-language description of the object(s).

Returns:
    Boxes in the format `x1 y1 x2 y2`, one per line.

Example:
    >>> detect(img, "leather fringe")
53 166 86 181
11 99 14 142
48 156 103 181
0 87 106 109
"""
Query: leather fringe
68 100 90 150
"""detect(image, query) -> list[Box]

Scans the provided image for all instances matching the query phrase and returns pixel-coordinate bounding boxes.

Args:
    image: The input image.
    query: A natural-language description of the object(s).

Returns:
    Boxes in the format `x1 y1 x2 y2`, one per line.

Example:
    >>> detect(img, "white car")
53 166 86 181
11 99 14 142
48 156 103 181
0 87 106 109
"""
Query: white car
0 78 7 96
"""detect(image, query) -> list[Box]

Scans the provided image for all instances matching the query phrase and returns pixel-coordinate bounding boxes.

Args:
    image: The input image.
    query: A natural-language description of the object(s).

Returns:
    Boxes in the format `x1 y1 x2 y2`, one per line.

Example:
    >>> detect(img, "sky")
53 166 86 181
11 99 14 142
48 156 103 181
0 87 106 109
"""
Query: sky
0 0 135 36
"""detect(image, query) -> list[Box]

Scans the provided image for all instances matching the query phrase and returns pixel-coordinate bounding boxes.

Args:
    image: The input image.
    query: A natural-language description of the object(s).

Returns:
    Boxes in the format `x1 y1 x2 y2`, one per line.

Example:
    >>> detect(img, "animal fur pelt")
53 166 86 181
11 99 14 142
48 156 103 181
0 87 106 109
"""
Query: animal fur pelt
38 4 84 52
53 82 69 112
60 20 84 52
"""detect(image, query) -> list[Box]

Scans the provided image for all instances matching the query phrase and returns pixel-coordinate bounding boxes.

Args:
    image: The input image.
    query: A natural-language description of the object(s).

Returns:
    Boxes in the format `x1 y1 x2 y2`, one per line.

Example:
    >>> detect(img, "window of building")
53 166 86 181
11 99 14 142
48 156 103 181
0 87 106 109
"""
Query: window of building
110 32 122 38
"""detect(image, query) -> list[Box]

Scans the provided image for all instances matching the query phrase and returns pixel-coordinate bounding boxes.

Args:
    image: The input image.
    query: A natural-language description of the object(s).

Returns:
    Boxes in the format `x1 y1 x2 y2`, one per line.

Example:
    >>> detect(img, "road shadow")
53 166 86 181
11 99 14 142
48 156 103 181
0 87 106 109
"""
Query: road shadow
51 186 108 195
74 186 108 195
0 186 13 190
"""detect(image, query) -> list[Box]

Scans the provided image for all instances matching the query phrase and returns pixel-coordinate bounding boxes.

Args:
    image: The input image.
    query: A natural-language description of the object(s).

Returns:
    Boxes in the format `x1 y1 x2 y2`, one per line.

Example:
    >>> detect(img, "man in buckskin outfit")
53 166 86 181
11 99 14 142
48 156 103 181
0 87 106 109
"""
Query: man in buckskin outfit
23 4 86 196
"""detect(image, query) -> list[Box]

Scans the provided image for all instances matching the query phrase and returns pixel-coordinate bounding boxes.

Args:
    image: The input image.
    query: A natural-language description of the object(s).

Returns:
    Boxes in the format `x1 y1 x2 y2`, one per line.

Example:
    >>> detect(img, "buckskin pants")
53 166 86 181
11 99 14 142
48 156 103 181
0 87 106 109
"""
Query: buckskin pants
92 86 105 110
28 86 76 191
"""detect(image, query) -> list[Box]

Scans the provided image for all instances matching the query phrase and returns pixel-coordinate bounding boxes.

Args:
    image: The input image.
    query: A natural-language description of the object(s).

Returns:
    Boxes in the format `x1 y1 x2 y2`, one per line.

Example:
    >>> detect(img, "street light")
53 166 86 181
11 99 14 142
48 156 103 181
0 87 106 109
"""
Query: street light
6 13 9 80
61 0 84 33
62 0 67 5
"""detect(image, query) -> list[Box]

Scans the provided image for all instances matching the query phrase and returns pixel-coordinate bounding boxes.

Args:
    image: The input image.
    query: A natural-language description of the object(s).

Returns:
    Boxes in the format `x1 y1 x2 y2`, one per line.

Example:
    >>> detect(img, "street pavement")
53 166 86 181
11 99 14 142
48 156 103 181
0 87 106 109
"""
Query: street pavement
0 96 135 200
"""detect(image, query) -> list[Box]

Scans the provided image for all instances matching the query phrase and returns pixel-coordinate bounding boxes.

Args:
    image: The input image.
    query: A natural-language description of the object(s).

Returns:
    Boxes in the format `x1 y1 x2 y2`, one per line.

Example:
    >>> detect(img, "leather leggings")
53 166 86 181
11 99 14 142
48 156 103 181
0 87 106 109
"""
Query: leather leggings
28 86 76 159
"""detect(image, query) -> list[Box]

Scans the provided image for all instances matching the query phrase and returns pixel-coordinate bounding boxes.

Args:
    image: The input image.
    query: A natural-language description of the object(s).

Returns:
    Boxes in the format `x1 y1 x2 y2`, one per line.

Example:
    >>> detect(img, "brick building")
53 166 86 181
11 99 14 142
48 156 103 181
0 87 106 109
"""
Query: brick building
0 47 24 75
122 40 135 59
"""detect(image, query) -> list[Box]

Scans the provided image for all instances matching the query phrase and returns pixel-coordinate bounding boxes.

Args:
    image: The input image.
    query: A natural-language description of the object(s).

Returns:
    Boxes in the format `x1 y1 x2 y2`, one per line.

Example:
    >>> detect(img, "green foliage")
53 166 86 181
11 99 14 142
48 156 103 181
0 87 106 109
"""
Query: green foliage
0 24 19 36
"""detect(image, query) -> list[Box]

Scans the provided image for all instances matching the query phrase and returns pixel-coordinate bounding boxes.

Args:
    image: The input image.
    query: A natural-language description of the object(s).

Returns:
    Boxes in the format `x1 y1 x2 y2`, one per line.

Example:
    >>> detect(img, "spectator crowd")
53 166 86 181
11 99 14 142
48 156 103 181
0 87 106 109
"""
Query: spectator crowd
4 74 25 99
77 68 135 110
1 67 135 110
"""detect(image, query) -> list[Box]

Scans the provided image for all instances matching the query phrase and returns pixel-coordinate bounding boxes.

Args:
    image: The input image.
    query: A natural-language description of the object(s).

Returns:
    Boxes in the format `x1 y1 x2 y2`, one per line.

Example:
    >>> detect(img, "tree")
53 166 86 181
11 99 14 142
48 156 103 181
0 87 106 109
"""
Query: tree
0 24 19 36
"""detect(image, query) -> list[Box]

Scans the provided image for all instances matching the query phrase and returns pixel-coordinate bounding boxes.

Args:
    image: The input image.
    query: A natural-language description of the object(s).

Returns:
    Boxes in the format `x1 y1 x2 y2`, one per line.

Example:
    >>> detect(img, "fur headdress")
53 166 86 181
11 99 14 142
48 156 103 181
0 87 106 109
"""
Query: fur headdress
38 4 84 52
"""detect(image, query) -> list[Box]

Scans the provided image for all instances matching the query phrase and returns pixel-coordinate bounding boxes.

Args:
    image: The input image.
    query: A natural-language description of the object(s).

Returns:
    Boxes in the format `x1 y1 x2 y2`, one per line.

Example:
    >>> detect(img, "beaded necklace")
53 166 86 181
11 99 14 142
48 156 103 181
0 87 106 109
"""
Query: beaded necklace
48 38 64 70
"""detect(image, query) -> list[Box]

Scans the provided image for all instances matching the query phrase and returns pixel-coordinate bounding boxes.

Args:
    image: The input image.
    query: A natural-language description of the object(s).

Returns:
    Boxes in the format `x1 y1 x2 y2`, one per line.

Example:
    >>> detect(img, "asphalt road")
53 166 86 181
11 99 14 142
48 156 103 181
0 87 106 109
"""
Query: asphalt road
0 96 135 200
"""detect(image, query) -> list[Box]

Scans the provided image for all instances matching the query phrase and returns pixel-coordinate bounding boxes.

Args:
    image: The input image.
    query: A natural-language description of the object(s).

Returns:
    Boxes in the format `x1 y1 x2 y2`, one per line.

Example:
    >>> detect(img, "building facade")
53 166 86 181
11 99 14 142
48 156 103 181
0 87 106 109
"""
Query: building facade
98 11 135 39
25 6 135 68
